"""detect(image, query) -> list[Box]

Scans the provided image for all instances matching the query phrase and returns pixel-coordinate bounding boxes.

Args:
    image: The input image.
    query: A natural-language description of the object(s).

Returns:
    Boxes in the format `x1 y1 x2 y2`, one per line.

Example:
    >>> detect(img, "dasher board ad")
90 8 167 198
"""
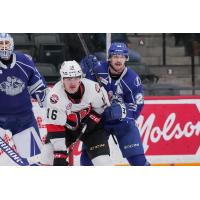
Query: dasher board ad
0 96 199 166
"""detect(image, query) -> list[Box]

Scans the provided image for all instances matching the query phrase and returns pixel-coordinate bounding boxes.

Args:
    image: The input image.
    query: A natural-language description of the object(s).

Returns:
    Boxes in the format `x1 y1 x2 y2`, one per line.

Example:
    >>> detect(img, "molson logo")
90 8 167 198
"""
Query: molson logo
137 98 200 156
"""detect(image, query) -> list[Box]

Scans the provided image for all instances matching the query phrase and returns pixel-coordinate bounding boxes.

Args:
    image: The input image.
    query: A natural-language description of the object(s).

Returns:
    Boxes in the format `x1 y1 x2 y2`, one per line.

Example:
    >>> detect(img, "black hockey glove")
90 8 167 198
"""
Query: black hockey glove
81 110 101 135
65 107 91 130
65 128 80 148
53 151 68 166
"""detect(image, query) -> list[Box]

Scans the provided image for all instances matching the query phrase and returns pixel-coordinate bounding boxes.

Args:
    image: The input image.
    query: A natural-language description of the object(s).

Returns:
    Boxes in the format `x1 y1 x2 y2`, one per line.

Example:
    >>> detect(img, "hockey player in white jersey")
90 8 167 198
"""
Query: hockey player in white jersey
40 60 112 166
0 33 48 165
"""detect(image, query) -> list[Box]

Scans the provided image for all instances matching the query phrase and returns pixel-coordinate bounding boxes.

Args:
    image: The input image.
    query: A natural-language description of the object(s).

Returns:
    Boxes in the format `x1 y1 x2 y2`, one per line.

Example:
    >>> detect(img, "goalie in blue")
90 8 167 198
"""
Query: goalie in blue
80 42 150 166
0 33 48 165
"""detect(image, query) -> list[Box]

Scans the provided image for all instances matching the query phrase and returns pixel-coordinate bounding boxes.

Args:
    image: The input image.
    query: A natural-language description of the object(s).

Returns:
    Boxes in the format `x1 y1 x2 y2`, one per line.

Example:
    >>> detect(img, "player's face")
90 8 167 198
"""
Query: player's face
109 55 126 74
63 77 81 94
0 40 12 60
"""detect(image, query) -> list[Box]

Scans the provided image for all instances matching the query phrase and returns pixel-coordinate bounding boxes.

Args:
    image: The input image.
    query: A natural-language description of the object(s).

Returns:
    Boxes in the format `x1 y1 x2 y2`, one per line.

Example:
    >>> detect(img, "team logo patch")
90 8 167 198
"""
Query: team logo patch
50 94 59 104
0 76 25 96
95 84 100 93
66 102 72 110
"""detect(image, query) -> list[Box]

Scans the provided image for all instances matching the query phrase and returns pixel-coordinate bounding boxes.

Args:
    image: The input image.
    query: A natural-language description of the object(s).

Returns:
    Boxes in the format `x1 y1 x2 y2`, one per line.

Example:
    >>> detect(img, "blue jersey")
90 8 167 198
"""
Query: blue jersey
86 61 144 121
0 52 47 115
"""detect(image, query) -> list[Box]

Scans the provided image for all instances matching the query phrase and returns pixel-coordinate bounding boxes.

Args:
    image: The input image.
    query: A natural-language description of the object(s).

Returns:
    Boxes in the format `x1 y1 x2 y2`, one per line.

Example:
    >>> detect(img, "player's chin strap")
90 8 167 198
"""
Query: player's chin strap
0 135 41 166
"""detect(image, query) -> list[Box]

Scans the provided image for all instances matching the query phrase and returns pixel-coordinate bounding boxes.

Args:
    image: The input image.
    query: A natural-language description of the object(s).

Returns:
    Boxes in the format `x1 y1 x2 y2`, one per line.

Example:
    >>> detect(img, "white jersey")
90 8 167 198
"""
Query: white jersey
46 78 107 126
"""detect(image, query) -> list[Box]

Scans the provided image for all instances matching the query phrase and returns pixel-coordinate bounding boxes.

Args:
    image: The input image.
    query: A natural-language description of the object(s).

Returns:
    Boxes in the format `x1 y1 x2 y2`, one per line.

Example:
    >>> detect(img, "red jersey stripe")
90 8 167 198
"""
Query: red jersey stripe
46 124 65 132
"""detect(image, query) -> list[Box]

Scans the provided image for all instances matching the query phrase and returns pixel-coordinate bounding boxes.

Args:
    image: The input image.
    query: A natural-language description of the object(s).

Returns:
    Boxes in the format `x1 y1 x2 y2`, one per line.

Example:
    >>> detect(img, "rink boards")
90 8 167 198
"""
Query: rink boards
0 96 200 166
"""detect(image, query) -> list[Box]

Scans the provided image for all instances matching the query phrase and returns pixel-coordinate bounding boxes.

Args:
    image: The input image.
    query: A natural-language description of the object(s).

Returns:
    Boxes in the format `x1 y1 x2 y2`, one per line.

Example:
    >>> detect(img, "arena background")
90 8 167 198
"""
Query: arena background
0 33 199 166
1 1 200 200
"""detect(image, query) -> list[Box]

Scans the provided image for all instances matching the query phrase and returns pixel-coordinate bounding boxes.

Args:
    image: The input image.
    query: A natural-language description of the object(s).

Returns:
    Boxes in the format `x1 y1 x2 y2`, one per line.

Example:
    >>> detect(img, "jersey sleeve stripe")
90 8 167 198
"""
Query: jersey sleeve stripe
28 79 44 94
46 124 65 132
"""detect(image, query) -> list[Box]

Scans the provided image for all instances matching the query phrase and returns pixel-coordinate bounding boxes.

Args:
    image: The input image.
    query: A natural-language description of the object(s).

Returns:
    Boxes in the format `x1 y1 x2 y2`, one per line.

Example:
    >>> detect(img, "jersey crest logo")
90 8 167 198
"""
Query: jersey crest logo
108 90 123 103
111 84 123 103
0 76 25 96
50 94 59 104
113 93 123 103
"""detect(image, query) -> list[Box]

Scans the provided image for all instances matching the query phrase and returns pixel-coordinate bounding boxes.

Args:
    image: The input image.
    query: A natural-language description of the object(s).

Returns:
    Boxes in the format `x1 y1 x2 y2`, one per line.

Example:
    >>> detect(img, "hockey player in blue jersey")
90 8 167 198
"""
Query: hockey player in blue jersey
80 42 150 166
0 33 48 165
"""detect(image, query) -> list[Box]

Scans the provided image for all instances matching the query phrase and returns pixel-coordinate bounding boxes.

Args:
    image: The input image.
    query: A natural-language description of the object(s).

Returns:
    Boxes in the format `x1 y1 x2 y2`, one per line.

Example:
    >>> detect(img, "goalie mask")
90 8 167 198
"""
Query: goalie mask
0 33 14 60
60 60 83 80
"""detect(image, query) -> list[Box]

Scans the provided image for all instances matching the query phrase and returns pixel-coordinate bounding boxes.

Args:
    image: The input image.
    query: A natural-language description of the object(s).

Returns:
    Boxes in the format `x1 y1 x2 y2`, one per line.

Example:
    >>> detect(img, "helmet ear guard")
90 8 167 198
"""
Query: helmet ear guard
0 33 14 60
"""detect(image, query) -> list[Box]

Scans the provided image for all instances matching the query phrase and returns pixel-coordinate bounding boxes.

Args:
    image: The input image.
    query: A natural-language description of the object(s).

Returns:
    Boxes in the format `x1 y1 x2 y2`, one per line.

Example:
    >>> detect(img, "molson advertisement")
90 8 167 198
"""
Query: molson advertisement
138 96 200 165
0 96 199 166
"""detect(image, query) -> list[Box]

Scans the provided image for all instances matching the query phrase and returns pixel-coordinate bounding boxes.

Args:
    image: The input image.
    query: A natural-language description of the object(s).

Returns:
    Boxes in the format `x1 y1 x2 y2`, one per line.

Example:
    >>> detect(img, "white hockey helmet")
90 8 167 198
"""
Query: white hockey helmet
60 60 83 80
0 33 14 59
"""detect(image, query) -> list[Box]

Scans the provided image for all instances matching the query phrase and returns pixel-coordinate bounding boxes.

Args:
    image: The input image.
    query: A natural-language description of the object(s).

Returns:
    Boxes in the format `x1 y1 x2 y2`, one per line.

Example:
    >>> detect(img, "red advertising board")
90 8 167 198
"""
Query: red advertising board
0 96 200 165
137 96 200 165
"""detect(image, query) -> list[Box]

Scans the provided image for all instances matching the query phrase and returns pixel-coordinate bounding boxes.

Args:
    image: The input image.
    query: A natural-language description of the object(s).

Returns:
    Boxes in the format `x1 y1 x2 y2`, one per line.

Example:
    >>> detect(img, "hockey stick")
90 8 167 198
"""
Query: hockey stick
77 33 103 86
77 33 90 55
77 33 110 107
0 135 40 166
66 124 87 158
78 34 119 146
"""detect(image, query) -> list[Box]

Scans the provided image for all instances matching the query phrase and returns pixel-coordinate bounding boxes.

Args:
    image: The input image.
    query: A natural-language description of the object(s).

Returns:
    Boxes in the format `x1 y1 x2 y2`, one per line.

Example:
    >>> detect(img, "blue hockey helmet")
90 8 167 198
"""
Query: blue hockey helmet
0 33 14 59
108 42 129 59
